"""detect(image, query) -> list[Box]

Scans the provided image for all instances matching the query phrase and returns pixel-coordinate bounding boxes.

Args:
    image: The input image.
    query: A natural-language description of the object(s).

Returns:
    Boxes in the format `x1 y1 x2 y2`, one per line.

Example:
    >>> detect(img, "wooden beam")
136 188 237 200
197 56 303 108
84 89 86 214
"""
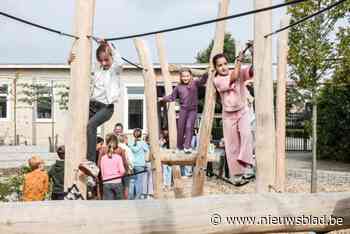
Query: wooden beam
192 0 230 197
275 16 290 193
155 33 184 198
160 150 218 166
134 38 163 199
64 0 96 196
254 0 275 193
1 193 349 234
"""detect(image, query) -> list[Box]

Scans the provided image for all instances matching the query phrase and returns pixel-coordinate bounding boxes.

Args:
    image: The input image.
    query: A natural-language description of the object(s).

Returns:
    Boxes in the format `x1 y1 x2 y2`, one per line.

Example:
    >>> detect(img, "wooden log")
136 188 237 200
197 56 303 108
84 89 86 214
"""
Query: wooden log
254 0 275 193
155 33 184 198
192 0 230 197
64 0 96 196
134 38 163 199
1 193 349 234
160 150 218 166
275 16 290 193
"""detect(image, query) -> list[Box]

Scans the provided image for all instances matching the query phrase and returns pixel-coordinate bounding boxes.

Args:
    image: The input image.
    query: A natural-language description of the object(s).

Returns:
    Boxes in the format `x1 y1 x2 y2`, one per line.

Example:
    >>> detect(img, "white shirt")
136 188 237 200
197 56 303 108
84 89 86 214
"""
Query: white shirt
91 43 123 105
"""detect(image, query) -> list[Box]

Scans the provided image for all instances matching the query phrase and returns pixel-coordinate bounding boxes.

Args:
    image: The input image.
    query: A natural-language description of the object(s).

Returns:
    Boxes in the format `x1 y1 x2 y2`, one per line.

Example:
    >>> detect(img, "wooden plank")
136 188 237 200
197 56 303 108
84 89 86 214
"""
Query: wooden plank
64 0 96 197
192 0 230 197
155 33 184 198
160 150 218 166
1 193 349 234
134 38 163 199
275 16 290 193
254 0 275 193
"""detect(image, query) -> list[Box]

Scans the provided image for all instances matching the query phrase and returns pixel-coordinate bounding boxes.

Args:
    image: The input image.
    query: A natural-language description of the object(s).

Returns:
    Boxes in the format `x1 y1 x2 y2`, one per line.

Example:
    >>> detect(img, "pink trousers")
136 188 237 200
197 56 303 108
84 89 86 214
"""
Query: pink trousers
222 107 254 176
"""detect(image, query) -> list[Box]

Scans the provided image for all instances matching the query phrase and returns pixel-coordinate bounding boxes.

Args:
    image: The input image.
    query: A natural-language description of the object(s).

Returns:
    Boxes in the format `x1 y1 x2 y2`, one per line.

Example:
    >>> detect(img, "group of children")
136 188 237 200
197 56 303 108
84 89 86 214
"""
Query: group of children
22 124 154 201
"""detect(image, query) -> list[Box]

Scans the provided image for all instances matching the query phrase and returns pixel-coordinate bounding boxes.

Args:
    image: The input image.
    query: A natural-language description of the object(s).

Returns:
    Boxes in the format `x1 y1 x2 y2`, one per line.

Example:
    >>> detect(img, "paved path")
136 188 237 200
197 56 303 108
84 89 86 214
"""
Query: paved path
0 146 349 173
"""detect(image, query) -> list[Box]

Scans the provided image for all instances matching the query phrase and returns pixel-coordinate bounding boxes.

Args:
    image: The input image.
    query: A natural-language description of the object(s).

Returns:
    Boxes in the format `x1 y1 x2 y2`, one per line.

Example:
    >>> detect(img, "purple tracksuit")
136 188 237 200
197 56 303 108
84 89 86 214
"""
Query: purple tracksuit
163 74 208 150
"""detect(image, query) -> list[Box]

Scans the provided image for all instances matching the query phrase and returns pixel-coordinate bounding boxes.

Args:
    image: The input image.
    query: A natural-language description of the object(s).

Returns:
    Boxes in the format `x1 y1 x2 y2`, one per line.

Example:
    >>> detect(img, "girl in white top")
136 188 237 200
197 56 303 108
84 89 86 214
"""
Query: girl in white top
69 38 123 177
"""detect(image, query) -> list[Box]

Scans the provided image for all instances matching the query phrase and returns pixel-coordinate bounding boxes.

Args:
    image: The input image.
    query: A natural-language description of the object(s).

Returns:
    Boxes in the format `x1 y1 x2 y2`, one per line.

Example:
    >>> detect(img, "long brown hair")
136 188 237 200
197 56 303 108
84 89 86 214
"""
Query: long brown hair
179 67 193 84
105 134 119 158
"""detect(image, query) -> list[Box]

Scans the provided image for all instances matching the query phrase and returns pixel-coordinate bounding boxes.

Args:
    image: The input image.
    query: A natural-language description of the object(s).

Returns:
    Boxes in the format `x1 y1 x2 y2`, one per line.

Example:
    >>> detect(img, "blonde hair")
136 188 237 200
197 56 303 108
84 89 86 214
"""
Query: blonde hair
106 134 119 157
117 134 126 144
28 155 43 170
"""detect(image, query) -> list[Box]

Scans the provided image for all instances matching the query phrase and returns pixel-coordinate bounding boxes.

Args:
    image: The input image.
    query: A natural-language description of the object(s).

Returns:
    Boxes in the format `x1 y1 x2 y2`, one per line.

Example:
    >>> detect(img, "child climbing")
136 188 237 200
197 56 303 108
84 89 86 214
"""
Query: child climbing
68 38 123 178
212 41 255 186
160 68 208 154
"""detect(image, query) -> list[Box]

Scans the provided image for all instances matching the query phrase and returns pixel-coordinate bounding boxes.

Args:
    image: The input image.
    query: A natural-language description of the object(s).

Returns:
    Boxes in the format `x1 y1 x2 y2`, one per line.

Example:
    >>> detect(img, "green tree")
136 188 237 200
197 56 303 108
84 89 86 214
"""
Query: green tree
288 0 349 190
317 24 350 161
195 33 237 63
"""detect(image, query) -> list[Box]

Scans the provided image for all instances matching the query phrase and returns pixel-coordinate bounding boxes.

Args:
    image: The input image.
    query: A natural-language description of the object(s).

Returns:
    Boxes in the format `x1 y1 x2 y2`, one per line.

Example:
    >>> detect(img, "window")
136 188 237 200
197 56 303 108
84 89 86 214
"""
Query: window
36 83 52 120
0 84 8 119
128 99 143 129
126 86 145 131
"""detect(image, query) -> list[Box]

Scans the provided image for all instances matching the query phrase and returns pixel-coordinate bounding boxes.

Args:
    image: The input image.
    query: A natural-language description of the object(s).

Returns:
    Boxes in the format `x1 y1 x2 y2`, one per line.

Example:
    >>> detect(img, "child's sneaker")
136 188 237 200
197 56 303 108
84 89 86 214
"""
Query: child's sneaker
184 148 192 154
232 174 250 187
86 176 96 187
79 161 99 178
243 166 255 180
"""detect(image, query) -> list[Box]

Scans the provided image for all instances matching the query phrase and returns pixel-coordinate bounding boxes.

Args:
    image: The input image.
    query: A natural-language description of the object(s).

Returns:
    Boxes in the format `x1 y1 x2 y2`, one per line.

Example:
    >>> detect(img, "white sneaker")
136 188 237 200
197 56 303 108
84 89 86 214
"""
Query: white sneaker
86 176 96 187
79 161 99 178
184 148 192 154
243 166 255 180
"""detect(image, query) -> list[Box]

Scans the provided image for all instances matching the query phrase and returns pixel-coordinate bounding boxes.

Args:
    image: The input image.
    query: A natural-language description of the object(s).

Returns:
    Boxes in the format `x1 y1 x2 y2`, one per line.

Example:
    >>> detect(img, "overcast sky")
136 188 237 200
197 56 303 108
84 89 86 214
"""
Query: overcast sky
0 0 287 64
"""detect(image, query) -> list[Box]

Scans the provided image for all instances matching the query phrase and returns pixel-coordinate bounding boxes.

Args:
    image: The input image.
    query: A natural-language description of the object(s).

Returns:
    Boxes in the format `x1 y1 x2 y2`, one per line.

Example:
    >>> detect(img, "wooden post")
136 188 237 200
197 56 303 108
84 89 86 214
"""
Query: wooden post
275 16 290 192
192 0 229 197
156 33 184 198
134 38 163 199
254 0 275 193
64 0 96 196
311 100 317 193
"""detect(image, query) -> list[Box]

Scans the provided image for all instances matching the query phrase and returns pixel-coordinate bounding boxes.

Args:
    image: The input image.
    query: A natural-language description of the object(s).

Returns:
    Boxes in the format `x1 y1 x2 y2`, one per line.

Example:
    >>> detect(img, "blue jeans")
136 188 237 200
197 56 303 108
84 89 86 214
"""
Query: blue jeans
87 101 114 162
129 166 145 200
103 183 123 200
181 166 192 176
163 165 172 186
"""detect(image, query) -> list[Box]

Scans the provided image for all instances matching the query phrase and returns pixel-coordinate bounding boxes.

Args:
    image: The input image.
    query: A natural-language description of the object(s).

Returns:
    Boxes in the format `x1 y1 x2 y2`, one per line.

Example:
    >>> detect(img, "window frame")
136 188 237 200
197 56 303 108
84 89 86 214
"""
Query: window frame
0 81 10 122
124 85 146 133
35 81 54 123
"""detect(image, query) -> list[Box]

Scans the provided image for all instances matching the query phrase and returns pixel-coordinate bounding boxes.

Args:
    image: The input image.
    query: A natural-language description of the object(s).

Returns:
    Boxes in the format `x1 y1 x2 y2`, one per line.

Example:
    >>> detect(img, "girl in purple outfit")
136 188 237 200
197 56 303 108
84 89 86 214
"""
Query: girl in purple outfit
160 68 208 153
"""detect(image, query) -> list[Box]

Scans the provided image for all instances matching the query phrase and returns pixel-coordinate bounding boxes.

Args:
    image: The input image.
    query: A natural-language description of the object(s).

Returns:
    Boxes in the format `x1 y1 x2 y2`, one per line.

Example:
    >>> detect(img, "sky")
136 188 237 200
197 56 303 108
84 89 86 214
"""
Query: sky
0 0 287 65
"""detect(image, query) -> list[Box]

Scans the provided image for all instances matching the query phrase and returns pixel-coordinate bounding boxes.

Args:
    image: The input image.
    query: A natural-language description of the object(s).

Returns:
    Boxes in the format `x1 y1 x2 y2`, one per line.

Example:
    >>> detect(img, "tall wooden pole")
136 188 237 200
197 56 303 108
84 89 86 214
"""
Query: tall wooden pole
65 0 95 196
275 16 290 192
156 34 184 198
311 100 317 193
254 0 275 193
134 38 163 199
192 0 229 197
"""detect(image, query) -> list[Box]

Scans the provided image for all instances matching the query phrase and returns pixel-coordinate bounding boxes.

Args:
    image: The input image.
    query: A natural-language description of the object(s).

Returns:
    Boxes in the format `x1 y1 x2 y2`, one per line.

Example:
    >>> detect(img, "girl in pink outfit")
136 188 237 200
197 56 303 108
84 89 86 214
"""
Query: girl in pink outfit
212 44 254 186
100 134 126 200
